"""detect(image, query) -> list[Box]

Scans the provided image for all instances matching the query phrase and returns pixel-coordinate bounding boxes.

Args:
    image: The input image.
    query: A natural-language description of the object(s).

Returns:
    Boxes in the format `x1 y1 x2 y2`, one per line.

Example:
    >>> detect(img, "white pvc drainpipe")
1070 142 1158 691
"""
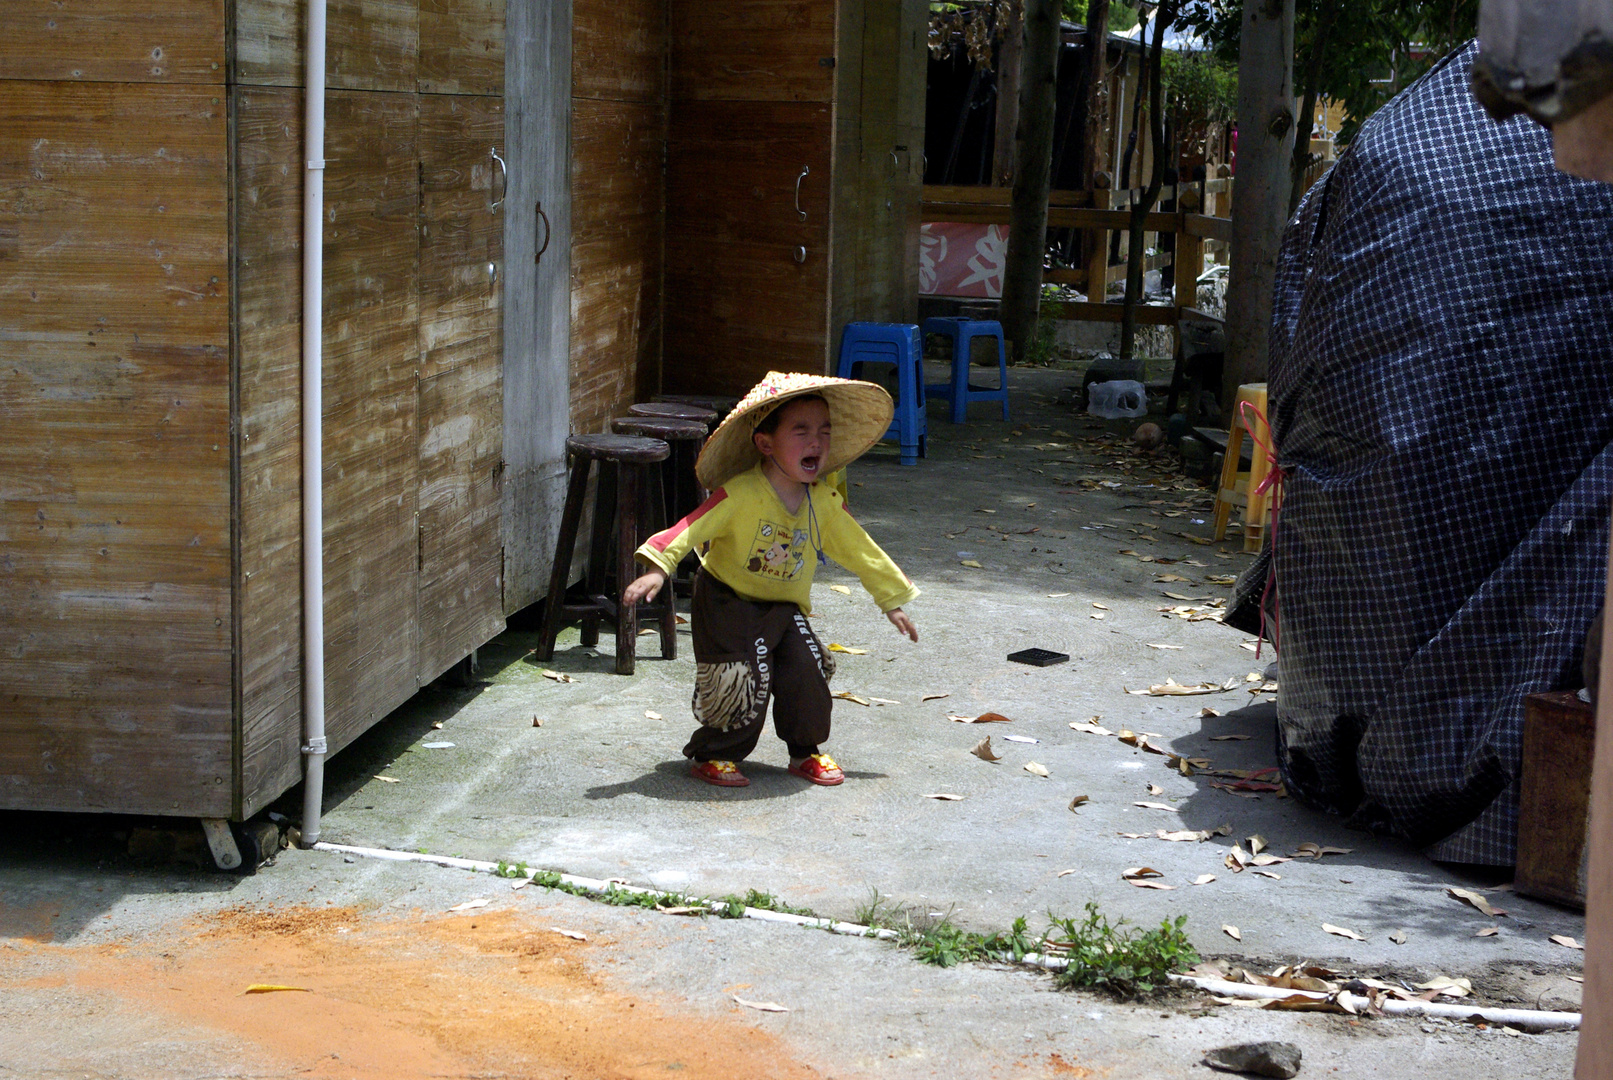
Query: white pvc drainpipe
299 0 329 848
312 842 1581 1032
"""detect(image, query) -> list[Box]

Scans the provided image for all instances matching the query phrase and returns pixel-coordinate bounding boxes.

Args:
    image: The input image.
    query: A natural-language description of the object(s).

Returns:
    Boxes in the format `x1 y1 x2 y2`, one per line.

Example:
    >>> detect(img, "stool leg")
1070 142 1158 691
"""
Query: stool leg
950 331 968 423
1213 422 1244 542
583 461 617 647
614 464 640 675
537 456 590 660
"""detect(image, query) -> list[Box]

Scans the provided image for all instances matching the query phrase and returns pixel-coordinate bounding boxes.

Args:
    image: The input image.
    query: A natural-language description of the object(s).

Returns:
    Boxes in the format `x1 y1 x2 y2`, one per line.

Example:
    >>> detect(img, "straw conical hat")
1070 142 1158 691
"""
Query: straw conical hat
695 371 894 490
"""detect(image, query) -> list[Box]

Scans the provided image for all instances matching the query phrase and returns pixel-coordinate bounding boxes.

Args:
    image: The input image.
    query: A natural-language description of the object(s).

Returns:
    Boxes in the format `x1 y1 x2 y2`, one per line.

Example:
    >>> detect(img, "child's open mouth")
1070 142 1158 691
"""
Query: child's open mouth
800 455 820 474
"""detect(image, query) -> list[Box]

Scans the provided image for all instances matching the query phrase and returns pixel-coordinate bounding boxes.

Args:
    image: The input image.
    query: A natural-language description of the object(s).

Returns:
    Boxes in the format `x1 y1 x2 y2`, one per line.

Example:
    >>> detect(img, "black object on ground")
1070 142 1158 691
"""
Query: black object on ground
1006 648 1070 667
1203 1041 1302 1078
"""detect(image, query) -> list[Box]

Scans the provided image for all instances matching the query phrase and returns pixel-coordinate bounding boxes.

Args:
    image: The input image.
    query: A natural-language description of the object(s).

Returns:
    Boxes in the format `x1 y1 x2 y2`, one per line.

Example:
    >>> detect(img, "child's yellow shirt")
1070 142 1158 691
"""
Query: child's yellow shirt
636 464 919 614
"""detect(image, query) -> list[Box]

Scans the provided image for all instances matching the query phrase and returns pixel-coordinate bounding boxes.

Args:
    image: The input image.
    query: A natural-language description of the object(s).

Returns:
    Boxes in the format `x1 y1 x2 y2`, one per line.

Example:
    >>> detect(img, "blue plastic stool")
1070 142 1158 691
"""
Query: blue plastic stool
921 316 1011 423
836 322 927 466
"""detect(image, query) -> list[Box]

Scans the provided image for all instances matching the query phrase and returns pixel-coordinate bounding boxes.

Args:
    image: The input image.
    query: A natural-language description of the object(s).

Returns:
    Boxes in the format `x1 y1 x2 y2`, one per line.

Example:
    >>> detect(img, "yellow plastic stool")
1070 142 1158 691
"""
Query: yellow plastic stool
1212 383 1274 553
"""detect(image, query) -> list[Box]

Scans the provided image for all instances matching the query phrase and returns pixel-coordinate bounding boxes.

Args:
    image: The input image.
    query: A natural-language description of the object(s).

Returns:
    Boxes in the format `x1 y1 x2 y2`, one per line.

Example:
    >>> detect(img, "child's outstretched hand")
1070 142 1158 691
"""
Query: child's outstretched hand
886 608 918 643
623 568 667 605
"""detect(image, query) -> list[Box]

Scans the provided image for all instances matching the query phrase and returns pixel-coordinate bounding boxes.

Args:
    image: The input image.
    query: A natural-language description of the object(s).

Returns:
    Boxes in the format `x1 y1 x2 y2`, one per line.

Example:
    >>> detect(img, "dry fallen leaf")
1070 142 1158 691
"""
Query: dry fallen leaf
828 643 867 655
1222 925 1241 941
1246 834 1268 855
1414 976 1472 998
1550 934 1584 950
1200 707 1222 717
971 736 1002 762
447 899 490 913
1070 720 1113 736
951 711 1012 724
1155 573 1192 583
531 716 544 727
1133 801 1177 812
1250 870 1282 880
1068 794 1090 810
1047 592 1071 598
1209 734 1250 742
828 584 852 595
1476 926 1500 937
1024 762 1050 778
1157 830 1205 842
1250 854 1291 866
1092 602 1110 610
960 559 984 568
373 775 400 784
1193 874 1217 886
244 984 310 995
1144 643 1184 650
1003 734 1039 744
1122 867 1175 889
644 710 663 721
1125 677 1238 697
1057 868 1079 877
1447 887 1506 918
1090 612 1107 620
1292 842 1353 859
921 692 950 701
1147 782 1164 795
1322 923 1365 942
1389 930 1408 945
732 995 790 1013
833 692 871 706
540 669 574 683
920 792 965 801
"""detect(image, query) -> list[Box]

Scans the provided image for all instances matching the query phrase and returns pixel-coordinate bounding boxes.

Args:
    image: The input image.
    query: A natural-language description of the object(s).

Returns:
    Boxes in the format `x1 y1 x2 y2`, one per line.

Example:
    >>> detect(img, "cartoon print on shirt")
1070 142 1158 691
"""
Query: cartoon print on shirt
745 520 808 580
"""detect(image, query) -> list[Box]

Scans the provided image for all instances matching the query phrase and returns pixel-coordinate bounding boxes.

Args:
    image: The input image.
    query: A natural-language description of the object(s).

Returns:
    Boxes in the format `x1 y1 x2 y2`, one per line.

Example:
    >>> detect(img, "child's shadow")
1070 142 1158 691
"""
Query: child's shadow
585 760 888 802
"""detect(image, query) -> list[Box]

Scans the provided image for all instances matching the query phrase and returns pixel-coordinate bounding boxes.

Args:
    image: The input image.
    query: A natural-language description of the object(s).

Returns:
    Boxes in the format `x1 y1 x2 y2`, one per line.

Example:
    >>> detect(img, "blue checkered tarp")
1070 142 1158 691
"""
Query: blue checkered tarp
1227 42 1613 866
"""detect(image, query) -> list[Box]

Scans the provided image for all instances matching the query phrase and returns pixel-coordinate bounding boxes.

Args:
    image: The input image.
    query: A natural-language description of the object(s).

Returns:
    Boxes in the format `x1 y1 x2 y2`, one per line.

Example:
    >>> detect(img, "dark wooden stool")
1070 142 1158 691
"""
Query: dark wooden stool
628 400 719 431
612 415 708 597
656 394 740 427
537 434 676 675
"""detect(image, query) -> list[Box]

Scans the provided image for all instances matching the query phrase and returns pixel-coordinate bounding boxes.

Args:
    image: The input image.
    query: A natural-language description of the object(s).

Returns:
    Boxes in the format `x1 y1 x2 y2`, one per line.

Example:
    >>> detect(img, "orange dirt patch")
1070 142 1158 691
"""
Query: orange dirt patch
31 903 827 1079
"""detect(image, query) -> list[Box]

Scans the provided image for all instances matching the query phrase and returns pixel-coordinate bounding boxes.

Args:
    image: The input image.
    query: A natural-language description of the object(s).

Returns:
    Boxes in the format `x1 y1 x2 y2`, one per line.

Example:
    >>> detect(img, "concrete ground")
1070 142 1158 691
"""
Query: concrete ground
0 365 1587 1077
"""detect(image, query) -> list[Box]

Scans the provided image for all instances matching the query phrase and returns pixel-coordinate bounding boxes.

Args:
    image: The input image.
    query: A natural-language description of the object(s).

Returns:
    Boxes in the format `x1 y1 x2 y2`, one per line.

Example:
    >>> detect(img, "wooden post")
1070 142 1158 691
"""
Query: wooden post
1175 189 1204 307
998 0 1060 363
1581 523 1613 1078
1085 179 1110 300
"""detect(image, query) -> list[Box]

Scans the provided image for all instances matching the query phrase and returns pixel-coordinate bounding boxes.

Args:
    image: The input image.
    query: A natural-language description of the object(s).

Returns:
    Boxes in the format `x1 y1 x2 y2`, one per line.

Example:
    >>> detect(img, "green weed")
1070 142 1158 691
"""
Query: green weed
714 888 818 919
1047 902 1198 998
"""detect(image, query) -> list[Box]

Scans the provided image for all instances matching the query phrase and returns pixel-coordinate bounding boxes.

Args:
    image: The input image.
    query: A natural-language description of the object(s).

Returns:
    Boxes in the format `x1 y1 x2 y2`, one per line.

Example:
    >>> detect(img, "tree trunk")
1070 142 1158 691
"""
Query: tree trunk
991 1 1024 187
1078 0 1111 185
1288 2 1337 215
1223 0 1295 405
998 0 1060 364
1119 3 1175 360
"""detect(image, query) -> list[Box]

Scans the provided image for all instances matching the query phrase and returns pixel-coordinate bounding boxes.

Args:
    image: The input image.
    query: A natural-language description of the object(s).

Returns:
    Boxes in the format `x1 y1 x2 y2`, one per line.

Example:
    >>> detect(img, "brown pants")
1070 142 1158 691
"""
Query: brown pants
683 570 836 763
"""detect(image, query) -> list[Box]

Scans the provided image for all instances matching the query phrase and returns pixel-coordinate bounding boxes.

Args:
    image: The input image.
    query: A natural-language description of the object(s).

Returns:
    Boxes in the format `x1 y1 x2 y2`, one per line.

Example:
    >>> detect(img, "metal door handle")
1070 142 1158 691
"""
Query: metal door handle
490 147 506 210
534 200 551 265
795 165 810 221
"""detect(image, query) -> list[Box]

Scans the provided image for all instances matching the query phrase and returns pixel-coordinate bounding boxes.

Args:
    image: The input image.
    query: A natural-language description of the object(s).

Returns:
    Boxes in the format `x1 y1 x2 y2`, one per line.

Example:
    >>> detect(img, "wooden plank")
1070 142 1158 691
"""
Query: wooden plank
419 0 504 96
669 0 834 103
0 0 226 84
1184 213 1233 243
573 0 664 102
570 96 665 435
502 0 572 615
419 94 504 381
319 88 421 753
234 0 419 92
1046 301 1180 326
418 353 504 680
664 99 830 394
0 81 232 816
234 85 307 815
418 93 505 679
920 202 1178 232
920 185 1091 207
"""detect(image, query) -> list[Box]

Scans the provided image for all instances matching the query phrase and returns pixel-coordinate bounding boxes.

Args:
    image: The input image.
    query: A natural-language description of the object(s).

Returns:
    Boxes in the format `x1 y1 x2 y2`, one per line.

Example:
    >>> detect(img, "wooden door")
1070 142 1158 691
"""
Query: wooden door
417 94 507 682
664 0 837 395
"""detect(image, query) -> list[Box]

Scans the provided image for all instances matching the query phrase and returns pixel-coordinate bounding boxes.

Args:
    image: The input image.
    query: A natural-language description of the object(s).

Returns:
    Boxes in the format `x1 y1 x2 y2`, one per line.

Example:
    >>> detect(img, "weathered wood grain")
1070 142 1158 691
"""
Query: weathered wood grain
570 96 664 436
318 89 422 754
669 0 834 103
0 0 226 84
233 0 418 92
418 93 505 679
418 353 504 680
0 82 232 816
234 86 306 815
664 99 829 393
420 0 504 96
419 94 504 381
573 0 664 102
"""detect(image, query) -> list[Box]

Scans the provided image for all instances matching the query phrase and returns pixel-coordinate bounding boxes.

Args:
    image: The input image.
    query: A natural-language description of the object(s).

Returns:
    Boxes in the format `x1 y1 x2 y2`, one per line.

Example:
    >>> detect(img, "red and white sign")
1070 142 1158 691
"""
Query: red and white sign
919 222 1007 298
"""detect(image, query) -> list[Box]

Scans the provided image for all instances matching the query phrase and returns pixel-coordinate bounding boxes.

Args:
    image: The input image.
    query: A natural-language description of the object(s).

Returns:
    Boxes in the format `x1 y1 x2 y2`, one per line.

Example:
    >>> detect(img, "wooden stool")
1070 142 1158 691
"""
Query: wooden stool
628 400 719 431
537 434 676 675
1212 383 1274 553
656 394 740 428
610 415 708 526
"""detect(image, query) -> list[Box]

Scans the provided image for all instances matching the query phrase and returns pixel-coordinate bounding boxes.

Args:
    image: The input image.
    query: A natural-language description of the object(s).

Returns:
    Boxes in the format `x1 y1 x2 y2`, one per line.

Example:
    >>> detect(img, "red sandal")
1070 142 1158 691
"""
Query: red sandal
691 759 750 787
787 753 844 786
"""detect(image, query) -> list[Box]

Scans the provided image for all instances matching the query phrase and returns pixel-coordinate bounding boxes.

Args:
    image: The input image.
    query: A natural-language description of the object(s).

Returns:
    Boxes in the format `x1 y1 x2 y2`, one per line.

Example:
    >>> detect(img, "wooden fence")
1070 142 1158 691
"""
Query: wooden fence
920 178 1234 328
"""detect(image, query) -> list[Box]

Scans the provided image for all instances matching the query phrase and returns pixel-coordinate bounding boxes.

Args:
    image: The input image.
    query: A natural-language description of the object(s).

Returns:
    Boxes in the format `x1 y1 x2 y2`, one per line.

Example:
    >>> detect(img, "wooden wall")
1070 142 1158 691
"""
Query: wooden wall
0 7 235 816
662 0 836 396
569 0 666 436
